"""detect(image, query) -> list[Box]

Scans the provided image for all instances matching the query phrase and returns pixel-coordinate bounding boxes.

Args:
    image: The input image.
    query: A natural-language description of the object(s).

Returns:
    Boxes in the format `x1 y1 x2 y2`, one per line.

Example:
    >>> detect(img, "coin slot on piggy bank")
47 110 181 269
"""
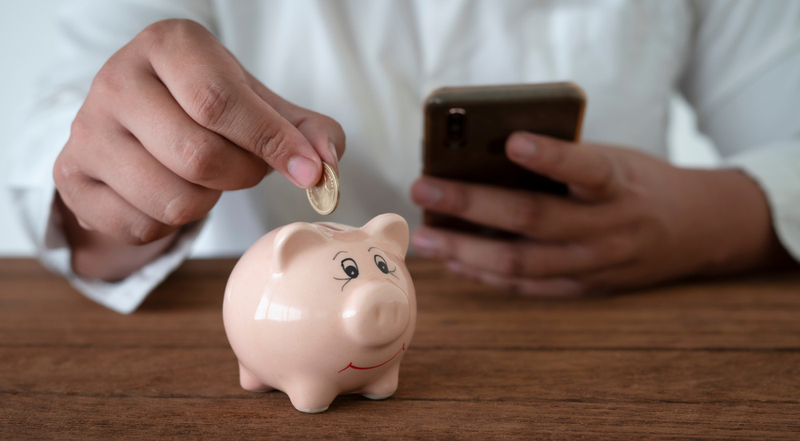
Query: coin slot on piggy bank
223 214 417 413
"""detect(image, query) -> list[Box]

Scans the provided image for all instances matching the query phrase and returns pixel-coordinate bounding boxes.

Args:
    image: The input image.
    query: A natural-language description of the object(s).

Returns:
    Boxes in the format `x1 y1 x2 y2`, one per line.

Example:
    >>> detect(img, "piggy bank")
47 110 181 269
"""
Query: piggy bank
223 213 416 413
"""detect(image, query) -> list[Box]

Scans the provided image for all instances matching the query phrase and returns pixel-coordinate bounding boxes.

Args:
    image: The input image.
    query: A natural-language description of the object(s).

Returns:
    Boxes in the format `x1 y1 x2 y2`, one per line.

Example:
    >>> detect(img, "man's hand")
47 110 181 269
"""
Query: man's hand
410 131 786 296
53 19 345 280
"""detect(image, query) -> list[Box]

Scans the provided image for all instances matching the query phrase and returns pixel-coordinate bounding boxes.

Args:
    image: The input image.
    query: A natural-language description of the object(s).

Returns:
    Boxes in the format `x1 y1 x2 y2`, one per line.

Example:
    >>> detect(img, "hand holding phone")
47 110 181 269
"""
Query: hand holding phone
411 82 781 297
422 82 586 237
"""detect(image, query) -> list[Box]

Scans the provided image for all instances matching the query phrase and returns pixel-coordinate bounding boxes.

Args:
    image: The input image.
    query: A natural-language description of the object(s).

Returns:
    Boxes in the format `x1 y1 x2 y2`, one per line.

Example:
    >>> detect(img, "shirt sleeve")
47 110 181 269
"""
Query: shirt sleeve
6 0 219 314
680 0 800 262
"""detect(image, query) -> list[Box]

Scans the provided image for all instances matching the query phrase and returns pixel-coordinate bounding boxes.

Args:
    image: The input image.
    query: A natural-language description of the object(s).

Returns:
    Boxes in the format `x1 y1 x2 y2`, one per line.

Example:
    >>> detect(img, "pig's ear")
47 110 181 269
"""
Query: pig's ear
362 214 409 258
273 223 329 273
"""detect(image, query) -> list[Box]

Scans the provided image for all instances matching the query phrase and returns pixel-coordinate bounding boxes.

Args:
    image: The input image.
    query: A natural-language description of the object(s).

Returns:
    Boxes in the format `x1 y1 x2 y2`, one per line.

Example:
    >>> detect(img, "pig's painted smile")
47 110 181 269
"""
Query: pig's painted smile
337 343 406 373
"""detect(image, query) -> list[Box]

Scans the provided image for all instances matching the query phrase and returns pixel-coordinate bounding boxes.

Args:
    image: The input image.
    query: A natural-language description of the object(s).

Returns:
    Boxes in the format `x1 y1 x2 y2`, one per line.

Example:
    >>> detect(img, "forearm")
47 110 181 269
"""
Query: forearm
56 193 179 281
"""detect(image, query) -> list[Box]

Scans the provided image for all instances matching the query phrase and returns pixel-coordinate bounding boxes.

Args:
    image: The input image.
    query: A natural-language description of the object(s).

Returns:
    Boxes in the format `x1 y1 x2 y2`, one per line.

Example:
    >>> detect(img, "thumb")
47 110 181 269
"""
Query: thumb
506 131 622 202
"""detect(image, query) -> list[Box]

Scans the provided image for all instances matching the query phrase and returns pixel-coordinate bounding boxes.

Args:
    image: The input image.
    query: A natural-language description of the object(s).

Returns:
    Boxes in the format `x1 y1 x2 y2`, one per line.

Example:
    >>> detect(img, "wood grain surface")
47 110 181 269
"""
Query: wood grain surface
1 258 799 439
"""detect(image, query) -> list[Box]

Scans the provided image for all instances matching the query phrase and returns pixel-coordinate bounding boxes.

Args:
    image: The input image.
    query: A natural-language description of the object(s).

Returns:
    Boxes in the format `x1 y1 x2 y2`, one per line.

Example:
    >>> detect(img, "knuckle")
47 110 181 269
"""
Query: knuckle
584 154 618 194
68 114 90 141
510 199 541 232
170 19 207 41
139 19 202 48
253 125 291 163
140 19 175 39
52 153 72 189
52 150 84 194
92 62 125 97
190 81 237 129
495 245 524 277
443 184 471 214
592 155 616 188
126 217 167 245
543 142 568 169
178 133 223 183
138 21 169 47
67 112 99 149
161 194 200 226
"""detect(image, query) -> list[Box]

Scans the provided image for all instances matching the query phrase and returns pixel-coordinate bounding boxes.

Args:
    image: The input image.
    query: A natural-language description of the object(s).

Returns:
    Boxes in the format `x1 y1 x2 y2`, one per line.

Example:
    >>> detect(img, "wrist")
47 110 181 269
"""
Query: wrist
683 167 786 275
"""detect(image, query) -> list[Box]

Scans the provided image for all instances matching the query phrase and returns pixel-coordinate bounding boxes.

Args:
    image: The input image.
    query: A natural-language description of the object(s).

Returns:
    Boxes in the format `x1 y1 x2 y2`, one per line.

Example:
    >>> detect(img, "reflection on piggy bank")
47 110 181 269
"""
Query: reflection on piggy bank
223 213 417 413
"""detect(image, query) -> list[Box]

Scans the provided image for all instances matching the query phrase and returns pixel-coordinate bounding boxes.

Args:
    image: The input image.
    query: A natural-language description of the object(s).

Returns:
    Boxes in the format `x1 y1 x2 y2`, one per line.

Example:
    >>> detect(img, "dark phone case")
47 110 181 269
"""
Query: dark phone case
422 82 586 238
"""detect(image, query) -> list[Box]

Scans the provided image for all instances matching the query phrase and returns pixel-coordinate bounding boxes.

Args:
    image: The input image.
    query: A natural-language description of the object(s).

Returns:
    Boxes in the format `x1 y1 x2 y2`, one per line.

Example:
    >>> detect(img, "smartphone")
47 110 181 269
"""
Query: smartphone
422 82 586 238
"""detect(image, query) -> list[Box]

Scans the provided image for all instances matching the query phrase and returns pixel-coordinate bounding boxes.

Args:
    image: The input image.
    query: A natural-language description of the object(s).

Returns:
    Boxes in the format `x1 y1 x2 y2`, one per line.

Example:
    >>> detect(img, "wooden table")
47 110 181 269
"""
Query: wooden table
2 258 799 439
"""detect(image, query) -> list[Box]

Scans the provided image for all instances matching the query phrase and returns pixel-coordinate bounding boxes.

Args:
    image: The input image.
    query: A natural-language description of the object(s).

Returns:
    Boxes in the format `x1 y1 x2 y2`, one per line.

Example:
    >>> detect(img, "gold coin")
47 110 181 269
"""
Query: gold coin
306 162 339 215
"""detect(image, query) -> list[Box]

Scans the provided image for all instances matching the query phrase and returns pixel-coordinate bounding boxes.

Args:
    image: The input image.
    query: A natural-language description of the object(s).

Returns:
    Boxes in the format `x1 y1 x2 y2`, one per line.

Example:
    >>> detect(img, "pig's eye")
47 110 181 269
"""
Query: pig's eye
374 255 389 274
340 258 359 278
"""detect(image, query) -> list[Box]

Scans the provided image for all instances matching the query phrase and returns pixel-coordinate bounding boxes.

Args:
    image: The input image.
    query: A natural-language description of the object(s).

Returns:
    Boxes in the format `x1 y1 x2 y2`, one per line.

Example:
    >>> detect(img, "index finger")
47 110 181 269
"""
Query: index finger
410 177 618 241
143 20 322 188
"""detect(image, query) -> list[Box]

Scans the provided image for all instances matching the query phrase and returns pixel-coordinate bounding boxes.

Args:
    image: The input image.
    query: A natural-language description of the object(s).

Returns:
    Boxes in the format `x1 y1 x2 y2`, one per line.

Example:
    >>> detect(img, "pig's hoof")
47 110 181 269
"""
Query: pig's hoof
362 392 393 400
286 381 338 413
243 386 274 394
239 363 273 392
294 405 329 414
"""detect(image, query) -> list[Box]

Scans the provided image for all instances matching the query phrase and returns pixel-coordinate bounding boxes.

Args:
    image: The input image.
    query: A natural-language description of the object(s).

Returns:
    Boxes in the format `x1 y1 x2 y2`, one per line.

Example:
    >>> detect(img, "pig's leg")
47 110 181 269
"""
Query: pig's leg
239 362 273 392
360 363 400 400
285 380 339 413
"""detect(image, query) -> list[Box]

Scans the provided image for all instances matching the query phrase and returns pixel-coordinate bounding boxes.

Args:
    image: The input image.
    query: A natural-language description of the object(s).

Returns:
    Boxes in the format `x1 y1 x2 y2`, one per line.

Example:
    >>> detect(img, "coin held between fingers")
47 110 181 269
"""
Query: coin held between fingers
307 162 339 215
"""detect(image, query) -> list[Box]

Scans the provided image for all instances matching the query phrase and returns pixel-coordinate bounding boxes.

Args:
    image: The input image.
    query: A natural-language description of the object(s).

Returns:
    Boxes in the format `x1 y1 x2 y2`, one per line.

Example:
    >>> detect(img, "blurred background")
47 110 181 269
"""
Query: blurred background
0 1 721 257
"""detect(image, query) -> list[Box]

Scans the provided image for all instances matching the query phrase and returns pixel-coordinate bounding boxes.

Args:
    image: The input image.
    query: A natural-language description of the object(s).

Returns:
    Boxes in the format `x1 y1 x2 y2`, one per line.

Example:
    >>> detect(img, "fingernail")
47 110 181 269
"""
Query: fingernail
288 156 319 187
412 180 443 206
411 229 442 255
328 141 338 164
326 141 339 174
507 133 537 158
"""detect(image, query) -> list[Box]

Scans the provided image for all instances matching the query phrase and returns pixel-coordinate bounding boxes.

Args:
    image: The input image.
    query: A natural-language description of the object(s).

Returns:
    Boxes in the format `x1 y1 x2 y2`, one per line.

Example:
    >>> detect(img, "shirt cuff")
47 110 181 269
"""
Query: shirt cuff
47 195 206 314
724 140 800 263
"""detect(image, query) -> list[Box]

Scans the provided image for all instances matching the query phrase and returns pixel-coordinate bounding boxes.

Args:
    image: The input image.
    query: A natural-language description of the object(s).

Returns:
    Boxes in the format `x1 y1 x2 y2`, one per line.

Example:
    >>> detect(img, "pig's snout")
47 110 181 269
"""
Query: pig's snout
342 281 410 347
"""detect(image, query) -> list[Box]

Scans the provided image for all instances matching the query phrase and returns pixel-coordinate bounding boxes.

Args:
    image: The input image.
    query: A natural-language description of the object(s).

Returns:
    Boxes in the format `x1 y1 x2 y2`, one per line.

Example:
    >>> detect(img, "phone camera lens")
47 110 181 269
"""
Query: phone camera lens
448 115 463 133
446 108 466 149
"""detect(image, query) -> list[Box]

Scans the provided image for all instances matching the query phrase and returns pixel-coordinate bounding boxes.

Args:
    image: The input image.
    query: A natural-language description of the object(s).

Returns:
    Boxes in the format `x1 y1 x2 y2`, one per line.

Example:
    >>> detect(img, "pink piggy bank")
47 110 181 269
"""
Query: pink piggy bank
223 213 416 413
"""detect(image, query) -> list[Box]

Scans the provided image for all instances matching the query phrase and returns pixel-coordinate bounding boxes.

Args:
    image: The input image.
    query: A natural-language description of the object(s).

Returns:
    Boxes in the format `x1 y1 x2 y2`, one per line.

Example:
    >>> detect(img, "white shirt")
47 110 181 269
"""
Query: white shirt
8 0 800 313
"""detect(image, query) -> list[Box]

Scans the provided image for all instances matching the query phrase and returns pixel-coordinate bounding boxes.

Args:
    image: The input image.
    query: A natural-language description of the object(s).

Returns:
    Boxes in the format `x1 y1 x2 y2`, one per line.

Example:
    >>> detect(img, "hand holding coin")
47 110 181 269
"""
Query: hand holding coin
307 162 340 215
